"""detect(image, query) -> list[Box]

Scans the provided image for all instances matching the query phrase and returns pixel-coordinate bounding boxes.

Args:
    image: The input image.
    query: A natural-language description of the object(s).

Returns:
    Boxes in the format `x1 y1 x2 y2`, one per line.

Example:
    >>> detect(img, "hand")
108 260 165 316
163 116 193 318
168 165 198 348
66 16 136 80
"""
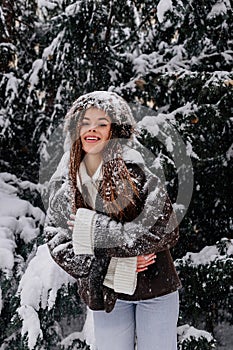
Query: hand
136 253 156 273
67 213 75 231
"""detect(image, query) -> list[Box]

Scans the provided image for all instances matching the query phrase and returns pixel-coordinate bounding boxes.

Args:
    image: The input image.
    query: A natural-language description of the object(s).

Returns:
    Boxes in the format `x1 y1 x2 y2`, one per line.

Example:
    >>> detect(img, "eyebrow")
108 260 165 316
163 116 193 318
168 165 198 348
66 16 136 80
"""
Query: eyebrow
82 117 110 122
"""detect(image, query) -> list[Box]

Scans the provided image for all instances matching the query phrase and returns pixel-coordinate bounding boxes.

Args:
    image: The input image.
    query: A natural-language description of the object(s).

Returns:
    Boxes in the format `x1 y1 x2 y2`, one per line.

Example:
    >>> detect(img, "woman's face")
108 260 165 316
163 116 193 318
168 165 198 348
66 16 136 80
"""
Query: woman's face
80 107 111 154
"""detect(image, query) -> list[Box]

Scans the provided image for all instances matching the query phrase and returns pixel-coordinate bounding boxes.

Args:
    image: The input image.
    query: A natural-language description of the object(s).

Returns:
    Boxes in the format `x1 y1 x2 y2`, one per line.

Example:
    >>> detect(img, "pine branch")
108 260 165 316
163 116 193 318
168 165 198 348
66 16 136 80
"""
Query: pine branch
104 0 114 45
112 6 156 49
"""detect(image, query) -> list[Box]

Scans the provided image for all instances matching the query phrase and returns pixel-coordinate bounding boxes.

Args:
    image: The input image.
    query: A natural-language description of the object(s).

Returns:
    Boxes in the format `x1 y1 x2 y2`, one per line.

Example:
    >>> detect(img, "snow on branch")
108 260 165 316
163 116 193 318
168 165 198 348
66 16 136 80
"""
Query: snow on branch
157 0 173 23
17 305 43 349
137 102 200 160
176 238 233 267
0 173 45 275
177 324 216 348
17 244 75 349
207 0 230 19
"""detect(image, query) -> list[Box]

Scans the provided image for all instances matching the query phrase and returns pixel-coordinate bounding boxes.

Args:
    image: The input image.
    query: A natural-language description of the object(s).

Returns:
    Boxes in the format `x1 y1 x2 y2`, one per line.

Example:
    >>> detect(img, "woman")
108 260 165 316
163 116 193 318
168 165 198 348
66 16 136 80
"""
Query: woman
45 91 181 350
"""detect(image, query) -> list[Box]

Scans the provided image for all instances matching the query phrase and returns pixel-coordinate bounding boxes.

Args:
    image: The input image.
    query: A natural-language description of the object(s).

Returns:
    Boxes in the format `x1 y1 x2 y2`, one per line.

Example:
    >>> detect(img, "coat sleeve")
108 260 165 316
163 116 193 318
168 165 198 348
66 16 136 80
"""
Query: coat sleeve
92 168 179 258
44 170 95 279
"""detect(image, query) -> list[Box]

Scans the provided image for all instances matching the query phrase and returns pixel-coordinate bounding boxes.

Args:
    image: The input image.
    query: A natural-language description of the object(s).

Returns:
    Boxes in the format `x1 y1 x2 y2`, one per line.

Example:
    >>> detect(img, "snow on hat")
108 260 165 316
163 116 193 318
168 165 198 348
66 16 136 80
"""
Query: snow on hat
64 91 136 139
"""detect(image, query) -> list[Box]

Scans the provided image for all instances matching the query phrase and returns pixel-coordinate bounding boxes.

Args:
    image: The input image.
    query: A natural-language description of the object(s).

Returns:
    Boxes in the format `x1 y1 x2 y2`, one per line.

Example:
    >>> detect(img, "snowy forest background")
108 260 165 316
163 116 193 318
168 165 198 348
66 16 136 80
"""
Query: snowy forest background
0 0 232 349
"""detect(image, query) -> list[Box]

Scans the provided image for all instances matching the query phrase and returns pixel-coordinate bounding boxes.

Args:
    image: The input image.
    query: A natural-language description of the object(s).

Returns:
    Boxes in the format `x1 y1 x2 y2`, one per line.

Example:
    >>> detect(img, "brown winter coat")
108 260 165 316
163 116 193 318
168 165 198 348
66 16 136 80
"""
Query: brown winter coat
45 152 181 313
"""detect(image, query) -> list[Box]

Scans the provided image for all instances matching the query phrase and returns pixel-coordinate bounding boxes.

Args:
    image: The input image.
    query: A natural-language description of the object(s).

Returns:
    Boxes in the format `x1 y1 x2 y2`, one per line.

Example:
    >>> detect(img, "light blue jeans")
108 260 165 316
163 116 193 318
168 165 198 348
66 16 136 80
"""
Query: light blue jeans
93 291 179 350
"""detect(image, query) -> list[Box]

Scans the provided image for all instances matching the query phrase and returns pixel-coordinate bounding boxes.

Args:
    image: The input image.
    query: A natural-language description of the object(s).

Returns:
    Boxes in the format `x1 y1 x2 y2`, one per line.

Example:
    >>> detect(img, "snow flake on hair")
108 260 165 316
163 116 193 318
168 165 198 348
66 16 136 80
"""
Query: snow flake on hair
64 91 136 132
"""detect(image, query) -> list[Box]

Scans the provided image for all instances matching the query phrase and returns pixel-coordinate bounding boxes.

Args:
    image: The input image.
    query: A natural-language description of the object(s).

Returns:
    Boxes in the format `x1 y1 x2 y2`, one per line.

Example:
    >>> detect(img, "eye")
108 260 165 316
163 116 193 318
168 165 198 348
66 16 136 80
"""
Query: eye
99 124 108 127
81 122 89 126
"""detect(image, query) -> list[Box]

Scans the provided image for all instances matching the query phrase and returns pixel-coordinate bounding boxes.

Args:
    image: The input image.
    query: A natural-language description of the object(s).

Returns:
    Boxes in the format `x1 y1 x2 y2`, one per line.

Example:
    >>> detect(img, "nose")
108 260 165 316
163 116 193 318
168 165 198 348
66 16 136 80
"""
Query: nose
88 124 97 132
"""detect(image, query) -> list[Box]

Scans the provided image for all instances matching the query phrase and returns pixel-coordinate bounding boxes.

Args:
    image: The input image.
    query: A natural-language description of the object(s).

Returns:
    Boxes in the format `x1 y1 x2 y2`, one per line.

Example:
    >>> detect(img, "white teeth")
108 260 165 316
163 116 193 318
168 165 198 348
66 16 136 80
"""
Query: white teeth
86 137 99 140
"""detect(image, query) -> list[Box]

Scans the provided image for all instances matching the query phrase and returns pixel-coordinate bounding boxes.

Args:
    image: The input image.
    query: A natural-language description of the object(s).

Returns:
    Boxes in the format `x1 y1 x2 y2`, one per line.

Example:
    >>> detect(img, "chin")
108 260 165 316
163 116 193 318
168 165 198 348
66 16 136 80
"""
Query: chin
82 145 104 154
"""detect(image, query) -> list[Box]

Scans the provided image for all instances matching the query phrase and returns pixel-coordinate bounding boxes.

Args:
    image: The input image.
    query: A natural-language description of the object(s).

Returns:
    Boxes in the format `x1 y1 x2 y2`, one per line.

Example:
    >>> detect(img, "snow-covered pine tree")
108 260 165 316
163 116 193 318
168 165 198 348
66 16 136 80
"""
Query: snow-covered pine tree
0 0 232 349
176 238 233 334
1 0 159 181
114 0 233 255
0 173 45 347
0 0 43 181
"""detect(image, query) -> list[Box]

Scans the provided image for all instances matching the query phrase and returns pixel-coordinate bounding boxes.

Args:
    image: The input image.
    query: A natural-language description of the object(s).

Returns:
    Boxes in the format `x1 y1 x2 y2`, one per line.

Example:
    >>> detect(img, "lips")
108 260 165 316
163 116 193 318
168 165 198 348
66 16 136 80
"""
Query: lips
84 135 101 143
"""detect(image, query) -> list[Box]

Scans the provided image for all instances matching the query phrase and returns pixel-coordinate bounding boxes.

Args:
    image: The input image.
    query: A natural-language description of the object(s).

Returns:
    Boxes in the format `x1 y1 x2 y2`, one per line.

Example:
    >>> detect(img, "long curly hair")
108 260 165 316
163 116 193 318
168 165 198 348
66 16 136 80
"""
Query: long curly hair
68 106 140 221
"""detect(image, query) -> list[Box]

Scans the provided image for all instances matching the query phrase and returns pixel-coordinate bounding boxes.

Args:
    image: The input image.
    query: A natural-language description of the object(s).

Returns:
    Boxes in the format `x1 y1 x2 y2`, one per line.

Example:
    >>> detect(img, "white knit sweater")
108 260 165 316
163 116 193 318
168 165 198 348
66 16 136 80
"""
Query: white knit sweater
72 160 137 295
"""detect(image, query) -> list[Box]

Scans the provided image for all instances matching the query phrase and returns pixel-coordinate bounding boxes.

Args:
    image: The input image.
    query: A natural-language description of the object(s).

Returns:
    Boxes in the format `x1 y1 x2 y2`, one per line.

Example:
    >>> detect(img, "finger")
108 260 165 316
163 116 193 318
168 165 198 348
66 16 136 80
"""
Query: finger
137 259 155 269
145 259 156 267
137 254 156 264
137 256 145 263
145 255 156 261
70 214 76 220
144 253 156 260
141 256 156 264
137 254 156 266
145 253 154 257
136 267 148 272
67 220 74 226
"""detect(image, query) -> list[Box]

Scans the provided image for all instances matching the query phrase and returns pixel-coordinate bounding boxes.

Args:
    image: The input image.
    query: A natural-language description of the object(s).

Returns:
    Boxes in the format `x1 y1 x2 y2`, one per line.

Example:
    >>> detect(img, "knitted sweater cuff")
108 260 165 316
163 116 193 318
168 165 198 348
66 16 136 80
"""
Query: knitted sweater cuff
72 208 96 255
103 257 138 295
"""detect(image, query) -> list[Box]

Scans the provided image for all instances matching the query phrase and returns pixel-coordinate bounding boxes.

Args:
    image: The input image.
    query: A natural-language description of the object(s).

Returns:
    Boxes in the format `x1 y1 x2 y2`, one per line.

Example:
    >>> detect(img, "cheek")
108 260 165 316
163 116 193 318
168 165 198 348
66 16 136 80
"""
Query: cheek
78 129 85 147
79 126 85 137
105 126 111 139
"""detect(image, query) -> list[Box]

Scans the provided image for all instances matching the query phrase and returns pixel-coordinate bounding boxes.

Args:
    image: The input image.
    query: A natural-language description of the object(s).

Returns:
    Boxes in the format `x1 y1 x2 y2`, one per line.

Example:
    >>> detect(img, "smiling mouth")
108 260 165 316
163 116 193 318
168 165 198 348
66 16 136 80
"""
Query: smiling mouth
84 136 100 143
84 136 101 142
